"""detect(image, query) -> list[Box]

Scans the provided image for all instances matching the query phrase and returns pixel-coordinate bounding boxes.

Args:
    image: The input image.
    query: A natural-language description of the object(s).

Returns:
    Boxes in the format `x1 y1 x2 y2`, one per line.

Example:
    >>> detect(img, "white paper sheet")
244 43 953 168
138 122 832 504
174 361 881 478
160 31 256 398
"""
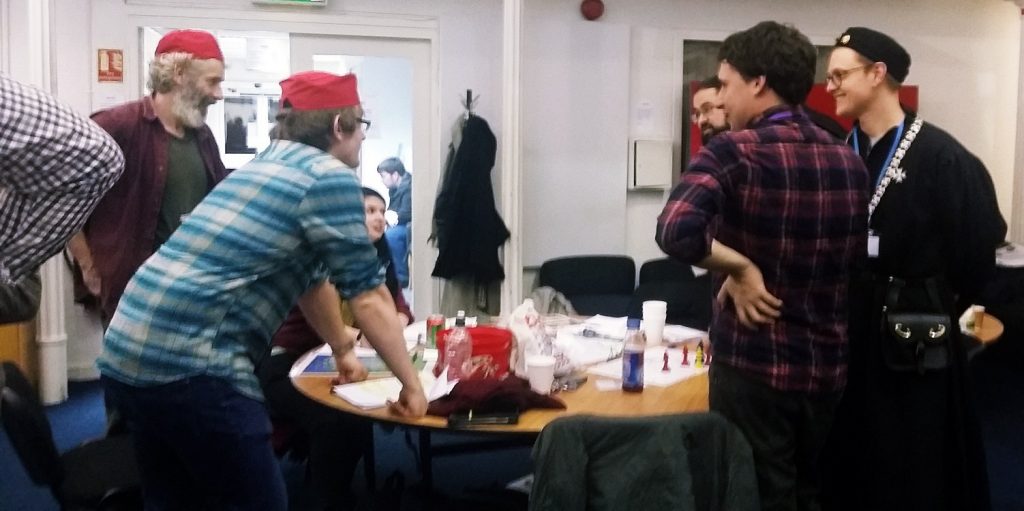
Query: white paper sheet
331 370 456 409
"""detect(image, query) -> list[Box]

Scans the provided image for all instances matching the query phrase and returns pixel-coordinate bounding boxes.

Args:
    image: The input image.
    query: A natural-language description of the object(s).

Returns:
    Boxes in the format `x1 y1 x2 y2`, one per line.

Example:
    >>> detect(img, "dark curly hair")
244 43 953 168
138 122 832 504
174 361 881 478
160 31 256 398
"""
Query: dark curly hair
718 21 816 105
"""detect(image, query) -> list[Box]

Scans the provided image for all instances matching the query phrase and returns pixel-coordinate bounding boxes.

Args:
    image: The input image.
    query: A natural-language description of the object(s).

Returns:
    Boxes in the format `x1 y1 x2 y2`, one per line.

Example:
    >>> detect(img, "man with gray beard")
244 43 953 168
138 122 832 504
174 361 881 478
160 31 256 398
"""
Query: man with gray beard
68 29 229 323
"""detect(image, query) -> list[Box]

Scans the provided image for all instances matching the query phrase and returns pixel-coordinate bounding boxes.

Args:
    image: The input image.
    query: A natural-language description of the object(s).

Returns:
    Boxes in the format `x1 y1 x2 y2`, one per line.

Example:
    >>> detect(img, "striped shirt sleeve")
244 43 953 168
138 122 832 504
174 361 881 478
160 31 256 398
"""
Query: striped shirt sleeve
0 76 124 283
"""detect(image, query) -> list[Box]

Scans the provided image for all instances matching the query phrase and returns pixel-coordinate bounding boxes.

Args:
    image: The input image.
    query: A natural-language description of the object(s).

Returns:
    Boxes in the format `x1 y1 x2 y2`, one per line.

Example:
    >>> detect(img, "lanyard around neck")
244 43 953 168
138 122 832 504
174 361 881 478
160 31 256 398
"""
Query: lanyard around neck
765 109 795 122
852 120 905 191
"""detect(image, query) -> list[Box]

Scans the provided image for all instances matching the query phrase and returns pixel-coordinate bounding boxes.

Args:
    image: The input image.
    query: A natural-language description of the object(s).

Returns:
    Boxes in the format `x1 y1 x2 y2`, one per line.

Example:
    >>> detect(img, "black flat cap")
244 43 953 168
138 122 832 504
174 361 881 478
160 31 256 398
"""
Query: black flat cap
835 27 911 83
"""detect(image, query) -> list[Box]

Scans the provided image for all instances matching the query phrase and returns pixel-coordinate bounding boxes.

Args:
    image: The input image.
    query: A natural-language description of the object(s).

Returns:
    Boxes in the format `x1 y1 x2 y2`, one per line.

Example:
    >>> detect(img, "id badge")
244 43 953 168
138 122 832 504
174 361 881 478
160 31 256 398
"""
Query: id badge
867 230 879 258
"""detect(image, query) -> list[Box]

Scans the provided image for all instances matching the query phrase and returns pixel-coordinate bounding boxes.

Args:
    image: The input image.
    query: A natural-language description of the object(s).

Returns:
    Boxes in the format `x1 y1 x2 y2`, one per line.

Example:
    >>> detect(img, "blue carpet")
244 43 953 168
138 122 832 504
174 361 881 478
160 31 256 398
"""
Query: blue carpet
0 379 105 511
971 336 1024 511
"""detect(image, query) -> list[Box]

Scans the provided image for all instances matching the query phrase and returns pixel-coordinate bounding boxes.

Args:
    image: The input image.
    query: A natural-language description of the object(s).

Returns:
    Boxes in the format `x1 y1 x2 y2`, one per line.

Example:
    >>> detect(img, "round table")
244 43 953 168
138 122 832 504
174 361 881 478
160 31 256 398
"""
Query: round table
290 369 709 434
292 360 709 489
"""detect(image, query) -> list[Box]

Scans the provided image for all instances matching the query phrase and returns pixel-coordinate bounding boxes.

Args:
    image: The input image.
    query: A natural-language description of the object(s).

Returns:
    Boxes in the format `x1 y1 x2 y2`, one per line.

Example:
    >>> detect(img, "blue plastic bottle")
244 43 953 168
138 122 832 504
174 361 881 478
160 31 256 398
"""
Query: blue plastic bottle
622 318 644 392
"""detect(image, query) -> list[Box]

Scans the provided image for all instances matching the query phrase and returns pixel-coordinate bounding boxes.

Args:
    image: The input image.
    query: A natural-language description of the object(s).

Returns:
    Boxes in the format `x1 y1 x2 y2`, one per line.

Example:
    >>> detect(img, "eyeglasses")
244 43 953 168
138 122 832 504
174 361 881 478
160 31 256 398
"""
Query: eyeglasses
825 64 873 87
691 103 723 124
357 118 371 132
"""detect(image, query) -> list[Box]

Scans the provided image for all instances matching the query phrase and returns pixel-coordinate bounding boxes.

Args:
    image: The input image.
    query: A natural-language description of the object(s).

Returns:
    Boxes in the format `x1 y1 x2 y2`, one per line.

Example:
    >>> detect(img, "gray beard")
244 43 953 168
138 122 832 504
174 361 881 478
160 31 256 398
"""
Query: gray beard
173 86 209 129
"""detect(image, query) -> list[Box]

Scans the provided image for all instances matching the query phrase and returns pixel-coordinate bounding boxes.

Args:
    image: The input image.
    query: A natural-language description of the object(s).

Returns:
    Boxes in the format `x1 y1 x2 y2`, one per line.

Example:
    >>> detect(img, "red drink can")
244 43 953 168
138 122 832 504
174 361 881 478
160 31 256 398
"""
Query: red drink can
426 314 445 349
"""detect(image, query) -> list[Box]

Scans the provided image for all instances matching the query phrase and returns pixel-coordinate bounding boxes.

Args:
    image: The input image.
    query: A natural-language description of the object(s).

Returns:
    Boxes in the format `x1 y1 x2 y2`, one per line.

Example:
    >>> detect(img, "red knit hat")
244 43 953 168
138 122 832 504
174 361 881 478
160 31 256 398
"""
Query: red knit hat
280 71 360 111
155 29 224 62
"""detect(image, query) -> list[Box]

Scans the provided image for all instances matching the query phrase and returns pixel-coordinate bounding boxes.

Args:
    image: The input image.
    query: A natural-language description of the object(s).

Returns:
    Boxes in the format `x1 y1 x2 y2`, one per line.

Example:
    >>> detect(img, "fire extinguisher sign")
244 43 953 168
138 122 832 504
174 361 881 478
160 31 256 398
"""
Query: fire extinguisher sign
97 49 124 83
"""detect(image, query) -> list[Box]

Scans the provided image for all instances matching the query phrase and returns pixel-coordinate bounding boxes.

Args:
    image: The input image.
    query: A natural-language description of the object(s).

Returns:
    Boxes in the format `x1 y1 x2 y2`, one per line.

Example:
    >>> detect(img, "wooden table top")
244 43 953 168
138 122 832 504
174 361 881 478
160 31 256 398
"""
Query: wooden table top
291 369 710 435
970 312 1004 345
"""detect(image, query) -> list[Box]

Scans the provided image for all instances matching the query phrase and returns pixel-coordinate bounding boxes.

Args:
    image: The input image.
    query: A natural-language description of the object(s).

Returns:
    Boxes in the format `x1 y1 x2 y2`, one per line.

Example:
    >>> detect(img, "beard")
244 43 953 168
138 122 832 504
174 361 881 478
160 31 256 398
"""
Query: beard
700 124 728 144
172 81 213 129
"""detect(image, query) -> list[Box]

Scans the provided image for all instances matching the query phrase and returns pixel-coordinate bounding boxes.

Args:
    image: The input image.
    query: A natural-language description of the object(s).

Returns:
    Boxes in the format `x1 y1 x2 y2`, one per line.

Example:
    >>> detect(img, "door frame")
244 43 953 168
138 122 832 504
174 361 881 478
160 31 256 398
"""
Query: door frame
122 6 442 317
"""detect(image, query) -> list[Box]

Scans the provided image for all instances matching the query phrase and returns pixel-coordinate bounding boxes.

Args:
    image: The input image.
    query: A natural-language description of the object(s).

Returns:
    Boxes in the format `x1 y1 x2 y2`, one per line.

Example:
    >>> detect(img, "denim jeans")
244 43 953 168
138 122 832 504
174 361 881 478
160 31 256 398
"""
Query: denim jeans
385 222 410 288
103 375 287 511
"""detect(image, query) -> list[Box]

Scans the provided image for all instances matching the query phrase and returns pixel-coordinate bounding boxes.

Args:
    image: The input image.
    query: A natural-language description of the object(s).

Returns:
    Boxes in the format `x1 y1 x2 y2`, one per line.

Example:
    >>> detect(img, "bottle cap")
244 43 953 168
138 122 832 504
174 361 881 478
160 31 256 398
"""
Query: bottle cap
626 318 641 329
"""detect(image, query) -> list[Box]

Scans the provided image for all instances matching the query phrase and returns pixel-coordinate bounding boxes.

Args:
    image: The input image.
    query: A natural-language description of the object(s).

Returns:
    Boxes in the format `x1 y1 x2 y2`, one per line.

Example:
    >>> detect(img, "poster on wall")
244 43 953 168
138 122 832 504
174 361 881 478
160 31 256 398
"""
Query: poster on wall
97 49 124 83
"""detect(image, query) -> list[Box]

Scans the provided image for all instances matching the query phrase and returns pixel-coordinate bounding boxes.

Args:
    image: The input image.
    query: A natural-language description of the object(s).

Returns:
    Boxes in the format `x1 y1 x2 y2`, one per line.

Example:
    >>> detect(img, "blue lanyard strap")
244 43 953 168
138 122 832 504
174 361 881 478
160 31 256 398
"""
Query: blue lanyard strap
852 120 905 191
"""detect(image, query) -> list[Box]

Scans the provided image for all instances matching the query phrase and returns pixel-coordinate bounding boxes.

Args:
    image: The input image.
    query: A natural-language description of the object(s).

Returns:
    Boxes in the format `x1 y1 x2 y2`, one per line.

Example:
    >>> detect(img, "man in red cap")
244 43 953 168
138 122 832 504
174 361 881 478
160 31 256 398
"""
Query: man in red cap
98 70 426 510
68 29 229 327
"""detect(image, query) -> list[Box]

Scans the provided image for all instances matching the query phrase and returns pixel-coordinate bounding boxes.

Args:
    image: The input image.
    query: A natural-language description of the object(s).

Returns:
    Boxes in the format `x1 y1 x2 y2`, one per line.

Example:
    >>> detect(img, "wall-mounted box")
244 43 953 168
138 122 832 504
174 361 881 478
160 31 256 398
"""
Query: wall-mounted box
628 139 672 190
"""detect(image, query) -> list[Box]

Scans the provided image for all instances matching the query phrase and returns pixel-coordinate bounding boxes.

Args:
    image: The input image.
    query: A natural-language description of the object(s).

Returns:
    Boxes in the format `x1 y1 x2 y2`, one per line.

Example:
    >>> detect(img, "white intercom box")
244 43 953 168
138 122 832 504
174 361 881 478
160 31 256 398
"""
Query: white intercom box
628 139 672 190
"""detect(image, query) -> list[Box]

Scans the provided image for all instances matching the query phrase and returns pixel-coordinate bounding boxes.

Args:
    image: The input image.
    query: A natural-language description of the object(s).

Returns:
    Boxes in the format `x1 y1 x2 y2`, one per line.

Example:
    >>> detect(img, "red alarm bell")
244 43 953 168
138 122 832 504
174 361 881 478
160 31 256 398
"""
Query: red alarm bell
580 0 604 21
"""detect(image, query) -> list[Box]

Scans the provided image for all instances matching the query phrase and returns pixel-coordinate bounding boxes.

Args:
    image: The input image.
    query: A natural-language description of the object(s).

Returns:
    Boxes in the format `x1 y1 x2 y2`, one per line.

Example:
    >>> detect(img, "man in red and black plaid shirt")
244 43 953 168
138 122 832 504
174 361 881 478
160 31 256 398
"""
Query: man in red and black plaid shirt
657 21 869 511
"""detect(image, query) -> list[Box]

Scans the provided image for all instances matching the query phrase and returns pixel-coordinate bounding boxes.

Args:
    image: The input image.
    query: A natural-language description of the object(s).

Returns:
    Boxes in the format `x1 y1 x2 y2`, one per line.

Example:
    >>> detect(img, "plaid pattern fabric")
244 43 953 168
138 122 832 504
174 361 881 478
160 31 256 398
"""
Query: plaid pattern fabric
657 106 869 394
0 76 124 283
99 140 384 400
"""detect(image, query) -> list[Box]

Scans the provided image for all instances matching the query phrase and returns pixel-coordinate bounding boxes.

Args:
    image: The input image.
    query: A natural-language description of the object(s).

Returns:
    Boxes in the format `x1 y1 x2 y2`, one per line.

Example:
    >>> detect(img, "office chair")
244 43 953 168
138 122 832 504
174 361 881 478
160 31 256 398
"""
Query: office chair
637 257 696 283
530 412 759 511
537 255 636 316
629 258 712 330
0 362 141 511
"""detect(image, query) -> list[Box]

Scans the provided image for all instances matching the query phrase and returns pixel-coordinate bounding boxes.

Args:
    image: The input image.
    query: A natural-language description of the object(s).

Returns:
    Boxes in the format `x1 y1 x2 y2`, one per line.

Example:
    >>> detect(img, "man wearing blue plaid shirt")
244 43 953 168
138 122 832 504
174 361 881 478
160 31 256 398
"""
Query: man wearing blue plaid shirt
99 71 426 510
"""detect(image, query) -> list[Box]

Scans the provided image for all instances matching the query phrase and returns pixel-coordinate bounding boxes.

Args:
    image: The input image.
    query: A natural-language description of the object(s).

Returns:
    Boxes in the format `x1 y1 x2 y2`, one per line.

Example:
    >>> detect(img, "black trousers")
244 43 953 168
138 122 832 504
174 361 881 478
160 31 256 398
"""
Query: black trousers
709 363 841 511
257 351 373 511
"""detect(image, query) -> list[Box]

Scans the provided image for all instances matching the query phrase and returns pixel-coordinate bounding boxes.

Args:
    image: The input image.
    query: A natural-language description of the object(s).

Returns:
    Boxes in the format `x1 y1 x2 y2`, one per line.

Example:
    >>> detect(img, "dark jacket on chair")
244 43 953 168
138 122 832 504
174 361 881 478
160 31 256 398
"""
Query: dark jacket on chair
530 412 759 511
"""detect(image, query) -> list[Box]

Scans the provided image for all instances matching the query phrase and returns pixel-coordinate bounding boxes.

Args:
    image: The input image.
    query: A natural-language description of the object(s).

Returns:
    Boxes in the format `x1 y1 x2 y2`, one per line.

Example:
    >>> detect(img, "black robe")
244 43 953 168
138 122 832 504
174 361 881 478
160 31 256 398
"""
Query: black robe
823 113 1006 511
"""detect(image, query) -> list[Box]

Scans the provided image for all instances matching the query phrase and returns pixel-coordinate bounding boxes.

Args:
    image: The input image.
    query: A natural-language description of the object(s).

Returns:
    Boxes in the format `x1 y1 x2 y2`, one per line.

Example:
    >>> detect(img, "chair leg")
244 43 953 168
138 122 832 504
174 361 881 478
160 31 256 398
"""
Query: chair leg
363 427 376 492
418 429 433 490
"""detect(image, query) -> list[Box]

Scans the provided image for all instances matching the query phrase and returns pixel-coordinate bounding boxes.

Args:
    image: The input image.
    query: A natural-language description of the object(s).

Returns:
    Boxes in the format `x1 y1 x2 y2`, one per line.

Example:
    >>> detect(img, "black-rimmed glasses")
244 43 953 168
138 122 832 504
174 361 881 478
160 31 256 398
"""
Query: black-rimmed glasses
357 117 371 132
825 64 873 87
691 103 723 124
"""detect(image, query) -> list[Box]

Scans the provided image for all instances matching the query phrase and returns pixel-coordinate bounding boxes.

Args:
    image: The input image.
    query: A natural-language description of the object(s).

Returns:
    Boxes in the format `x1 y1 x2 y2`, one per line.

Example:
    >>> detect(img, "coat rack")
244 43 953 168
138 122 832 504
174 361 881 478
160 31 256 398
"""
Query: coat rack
461 89 478 119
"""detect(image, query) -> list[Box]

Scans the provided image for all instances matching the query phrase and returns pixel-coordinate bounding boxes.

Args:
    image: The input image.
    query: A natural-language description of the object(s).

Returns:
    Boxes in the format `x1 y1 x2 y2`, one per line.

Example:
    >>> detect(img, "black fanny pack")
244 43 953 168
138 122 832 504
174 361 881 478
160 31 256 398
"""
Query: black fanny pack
881 277 951 374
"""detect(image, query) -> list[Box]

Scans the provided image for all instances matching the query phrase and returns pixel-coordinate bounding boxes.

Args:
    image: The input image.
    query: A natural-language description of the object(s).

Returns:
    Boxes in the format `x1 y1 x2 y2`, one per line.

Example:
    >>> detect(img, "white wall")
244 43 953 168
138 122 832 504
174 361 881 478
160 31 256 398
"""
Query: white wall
522 0 1020 268
44 0 1022 304
521 11 631 266
1015 4 1024 243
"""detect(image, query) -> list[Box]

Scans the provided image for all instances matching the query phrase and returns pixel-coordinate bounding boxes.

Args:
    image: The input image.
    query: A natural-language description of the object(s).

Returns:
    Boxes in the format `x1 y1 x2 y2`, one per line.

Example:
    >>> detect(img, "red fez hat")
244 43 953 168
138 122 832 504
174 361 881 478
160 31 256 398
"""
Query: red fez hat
280 71 360 111
155 29 224 62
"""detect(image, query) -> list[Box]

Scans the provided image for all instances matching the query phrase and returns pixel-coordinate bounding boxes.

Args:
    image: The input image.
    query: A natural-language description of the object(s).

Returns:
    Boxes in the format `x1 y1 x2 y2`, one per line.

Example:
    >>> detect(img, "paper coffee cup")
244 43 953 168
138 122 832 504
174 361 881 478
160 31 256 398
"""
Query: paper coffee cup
642 301 667 346
526 355 556 395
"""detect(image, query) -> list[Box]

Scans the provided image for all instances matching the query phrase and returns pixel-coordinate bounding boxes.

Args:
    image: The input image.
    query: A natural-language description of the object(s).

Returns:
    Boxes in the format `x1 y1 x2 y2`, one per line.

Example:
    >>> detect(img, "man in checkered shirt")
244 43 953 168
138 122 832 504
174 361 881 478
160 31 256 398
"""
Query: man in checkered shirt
657 22 868 511
0 75 124 286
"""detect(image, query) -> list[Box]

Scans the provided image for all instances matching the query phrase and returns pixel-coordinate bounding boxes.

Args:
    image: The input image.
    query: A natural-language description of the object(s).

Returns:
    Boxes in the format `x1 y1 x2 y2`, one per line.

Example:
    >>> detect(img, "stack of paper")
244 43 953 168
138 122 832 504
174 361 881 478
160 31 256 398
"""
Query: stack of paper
331 370 456 409
661 324 706 345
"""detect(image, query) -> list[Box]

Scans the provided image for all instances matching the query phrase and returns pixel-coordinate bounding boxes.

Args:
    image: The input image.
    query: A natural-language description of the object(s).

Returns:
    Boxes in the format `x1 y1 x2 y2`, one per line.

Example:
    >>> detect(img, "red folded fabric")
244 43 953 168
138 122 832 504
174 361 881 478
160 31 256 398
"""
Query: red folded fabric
427 376 566 417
